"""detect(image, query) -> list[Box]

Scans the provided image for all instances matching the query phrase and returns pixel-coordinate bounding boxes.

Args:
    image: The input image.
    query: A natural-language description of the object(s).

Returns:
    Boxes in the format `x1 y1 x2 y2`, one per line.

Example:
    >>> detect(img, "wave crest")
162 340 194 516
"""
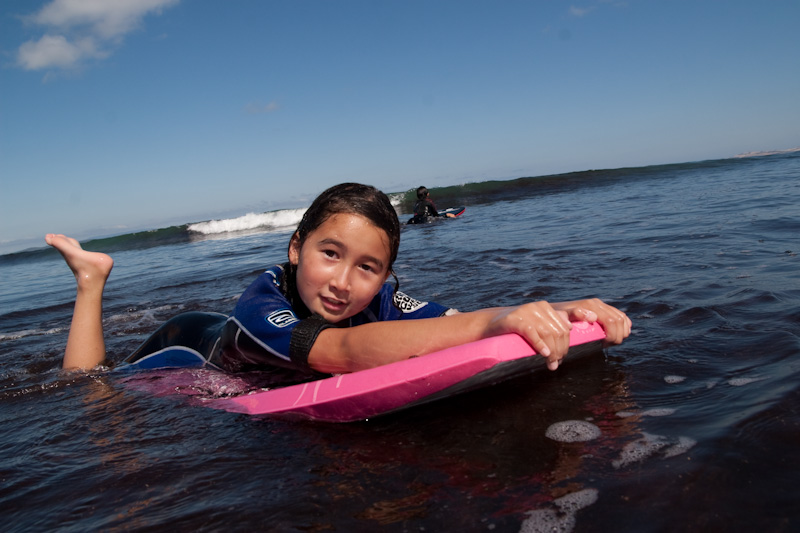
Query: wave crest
188 209 307 235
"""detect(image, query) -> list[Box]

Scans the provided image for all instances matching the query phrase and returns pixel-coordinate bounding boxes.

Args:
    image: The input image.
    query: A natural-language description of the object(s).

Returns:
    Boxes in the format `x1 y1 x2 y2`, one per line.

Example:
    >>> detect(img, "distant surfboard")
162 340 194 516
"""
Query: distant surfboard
439 206 466 217
407 206 466 224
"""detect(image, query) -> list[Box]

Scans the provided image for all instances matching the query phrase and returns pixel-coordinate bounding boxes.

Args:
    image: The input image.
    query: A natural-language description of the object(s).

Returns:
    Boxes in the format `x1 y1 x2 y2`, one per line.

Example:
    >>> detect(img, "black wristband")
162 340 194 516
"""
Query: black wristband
289 315 332 370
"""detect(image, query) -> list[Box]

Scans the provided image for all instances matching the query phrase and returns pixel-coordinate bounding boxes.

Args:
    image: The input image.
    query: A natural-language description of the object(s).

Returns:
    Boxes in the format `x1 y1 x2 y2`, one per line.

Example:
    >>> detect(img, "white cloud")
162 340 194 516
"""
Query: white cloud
16 0 179 71
245 101 281 115
32 0 179 40
17 34 107 70
569 6 593 17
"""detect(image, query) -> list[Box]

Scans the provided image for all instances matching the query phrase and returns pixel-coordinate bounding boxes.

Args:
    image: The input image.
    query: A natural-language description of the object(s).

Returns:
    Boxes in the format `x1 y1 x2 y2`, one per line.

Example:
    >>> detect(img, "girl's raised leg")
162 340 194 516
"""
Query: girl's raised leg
46 234 114 370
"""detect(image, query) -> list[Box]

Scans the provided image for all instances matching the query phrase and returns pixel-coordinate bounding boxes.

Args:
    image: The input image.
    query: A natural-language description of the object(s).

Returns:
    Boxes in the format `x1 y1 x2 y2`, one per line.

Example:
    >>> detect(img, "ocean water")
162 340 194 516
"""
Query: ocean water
1 152 798 532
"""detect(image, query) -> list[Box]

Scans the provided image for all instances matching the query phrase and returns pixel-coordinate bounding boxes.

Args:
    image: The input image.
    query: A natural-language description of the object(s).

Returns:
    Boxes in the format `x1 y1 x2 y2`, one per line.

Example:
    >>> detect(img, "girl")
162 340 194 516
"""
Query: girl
47 183 631 377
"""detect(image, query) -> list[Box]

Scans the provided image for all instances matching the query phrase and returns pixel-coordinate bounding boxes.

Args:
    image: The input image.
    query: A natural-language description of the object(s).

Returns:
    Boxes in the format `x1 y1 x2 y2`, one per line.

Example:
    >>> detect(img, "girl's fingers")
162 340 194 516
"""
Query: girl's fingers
602 309 631 345
567 307 598 323
528 312 571 370
570 299 632 346
490 302 575 370
531 334 552 357
526 330 562 369
507 299 631 369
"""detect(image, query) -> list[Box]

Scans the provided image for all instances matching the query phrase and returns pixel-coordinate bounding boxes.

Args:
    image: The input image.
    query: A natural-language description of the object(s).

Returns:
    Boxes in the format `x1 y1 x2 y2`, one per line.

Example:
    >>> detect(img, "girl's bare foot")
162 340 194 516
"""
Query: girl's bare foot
45 234 113 289
45 234 113 370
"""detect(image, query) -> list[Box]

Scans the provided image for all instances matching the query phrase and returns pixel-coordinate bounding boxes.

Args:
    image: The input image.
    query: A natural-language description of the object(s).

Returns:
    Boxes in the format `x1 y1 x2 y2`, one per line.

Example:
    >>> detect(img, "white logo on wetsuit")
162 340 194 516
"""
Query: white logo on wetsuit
394 291 427 313
267 309 300 328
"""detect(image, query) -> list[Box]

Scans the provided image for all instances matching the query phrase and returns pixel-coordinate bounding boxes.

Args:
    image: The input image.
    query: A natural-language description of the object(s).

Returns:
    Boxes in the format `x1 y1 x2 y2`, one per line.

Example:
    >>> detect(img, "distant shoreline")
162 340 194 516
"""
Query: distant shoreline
3 150 798 256
734 147 800 158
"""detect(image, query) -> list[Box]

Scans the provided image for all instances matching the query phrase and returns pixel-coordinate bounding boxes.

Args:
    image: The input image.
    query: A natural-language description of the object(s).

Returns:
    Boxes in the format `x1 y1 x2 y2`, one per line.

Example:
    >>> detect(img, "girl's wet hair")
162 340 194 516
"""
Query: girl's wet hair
291 183 401 284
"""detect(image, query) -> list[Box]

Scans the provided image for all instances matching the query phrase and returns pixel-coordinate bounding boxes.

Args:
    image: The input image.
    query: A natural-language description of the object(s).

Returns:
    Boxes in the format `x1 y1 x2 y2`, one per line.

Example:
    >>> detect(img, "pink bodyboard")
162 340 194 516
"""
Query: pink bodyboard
204 321 606 422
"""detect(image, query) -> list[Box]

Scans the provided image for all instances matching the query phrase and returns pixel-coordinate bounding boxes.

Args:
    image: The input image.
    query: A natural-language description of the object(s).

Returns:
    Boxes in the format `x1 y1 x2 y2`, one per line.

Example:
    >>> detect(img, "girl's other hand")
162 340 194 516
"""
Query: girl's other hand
556 298 632 346
485 301 572 370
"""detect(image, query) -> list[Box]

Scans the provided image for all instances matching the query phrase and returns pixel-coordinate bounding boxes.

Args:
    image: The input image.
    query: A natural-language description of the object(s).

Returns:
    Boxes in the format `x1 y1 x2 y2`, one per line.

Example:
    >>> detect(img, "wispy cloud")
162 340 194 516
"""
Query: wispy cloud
16 0 179 72
569 6 594 17
569 1 627 17
245 101 281 115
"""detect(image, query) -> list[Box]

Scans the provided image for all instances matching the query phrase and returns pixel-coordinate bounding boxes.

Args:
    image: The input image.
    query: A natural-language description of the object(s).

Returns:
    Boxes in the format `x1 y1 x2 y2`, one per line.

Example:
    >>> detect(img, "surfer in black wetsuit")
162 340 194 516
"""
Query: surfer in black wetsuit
409 186 455 224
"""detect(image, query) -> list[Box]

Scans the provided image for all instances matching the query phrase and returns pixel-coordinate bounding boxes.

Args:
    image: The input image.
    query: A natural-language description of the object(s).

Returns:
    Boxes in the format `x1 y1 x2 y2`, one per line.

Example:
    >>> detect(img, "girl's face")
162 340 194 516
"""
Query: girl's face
289 213 391 323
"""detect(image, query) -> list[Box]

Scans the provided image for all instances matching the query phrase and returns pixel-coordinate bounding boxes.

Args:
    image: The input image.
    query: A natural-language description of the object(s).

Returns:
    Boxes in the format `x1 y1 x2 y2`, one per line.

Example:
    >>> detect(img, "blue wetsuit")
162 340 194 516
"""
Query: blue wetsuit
124 263 451 381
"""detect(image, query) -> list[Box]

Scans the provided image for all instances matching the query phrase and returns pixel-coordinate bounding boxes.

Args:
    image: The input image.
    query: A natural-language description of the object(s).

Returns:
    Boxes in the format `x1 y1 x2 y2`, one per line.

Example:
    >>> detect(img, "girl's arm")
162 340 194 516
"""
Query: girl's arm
308 299 631 374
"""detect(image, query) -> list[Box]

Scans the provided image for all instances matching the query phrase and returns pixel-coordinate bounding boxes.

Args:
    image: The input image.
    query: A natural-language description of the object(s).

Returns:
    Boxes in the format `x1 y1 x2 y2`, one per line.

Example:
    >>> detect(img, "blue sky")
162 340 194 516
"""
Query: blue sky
2 0 798 253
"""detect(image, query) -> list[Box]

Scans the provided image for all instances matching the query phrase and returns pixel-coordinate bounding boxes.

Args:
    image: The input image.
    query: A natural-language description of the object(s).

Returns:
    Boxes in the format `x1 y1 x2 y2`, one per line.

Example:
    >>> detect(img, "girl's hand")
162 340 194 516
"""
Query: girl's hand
485 301 573 370
554 298 632 346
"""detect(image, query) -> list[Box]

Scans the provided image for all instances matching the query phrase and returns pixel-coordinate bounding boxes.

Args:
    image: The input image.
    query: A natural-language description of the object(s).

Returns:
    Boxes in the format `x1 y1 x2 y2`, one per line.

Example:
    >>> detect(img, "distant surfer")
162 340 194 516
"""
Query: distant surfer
46 183 631 376
408 186 456 224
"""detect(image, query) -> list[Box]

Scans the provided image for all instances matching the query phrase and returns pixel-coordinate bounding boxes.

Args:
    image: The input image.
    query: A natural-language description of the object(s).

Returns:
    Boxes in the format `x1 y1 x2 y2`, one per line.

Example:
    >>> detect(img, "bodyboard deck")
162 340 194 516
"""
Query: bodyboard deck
440 206 466 217
203 321 606 422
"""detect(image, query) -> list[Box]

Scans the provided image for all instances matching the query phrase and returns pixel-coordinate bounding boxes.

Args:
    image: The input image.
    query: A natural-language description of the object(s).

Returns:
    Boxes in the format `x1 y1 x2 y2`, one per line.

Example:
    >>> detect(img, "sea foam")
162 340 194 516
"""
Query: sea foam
520 488 599 533
188 209 307 235
545 420 602 442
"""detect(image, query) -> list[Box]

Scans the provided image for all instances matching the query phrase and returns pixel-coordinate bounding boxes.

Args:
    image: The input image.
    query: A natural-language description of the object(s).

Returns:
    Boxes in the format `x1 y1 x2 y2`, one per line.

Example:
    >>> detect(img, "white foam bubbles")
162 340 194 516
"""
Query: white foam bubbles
663 436 697 458
520 488 599 533
387 192 405 207
616 407 677 418
554 488 599 513
664 375 686 384
612 432 669 468
545 420 602 443
0 326 65 341
728 376 766 387
521 507 576 533
612 432 697 468
641 407 677 417
189 368 254 397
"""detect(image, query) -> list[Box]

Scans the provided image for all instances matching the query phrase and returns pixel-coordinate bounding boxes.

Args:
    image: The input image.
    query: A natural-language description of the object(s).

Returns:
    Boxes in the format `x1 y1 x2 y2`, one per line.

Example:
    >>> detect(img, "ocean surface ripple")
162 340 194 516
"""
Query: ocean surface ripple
1 153 798 532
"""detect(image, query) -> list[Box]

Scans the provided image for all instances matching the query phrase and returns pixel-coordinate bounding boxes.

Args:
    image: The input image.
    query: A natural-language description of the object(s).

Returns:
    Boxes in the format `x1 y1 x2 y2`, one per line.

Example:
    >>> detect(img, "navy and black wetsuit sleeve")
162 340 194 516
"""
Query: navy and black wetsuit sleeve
356 283 453 323
216 264 331 375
